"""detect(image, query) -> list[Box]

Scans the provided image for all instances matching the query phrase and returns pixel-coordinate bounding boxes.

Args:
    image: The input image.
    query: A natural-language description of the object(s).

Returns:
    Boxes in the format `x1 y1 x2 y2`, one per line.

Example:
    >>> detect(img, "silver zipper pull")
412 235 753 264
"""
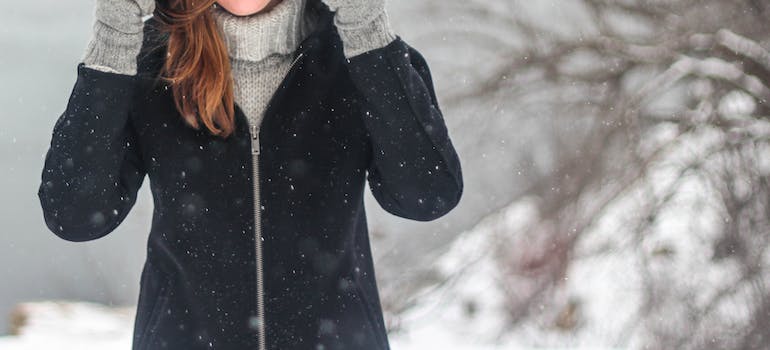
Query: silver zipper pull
251 124 260 155
290 52 304 69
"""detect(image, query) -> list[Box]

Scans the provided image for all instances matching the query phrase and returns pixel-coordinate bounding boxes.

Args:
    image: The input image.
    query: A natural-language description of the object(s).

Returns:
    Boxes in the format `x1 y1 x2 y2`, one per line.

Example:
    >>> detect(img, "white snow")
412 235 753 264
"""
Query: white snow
0 301 134 350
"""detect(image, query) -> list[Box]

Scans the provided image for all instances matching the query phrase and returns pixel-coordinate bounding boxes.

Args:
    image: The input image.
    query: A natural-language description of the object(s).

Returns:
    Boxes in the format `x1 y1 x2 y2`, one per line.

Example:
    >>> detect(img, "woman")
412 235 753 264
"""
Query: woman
37 0 463 348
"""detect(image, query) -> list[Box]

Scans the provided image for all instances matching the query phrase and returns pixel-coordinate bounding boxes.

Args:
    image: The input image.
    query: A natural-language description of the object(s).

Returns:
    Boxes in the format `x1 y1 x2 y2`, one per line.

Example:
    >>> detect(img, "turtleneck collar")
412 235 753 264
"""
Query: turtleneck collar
210 0 309 63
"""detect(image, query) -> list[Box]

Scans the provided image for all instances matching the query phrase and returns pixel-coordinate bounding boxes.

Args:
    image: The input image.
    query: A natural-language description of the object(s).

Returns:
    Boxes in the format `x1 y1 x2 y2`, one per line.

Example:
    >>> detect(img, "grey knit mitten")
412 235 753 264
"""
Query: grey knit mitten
82 0 156 75
321 0 396 58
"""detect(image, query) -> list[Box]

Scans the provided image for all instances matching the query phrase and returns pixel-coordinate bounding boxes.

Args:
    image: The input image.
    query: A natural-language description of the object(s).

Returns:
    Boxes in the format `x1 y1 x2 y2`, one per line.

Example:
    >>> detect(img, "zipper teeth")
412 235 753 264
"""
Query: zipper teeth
250 125 266 350
250 50 305 350
253 151 266 350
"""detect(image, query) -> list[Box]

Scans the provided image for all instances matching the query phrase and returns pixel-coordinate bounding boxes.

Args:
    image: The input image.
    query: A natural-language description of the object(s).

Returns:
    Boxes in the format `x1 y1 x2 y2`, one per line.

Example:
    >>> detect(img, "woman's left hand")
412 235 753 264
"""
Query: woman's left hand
320 0 387 26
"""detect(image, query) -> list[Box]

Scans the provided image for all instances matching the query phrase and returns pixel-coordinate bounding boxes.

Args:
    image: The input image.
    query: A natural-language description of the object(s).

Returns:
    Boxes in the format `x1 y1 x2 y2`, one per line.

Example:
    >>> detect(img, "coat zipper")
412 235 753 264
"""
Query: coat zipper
250 127 266 350
247 51 305 350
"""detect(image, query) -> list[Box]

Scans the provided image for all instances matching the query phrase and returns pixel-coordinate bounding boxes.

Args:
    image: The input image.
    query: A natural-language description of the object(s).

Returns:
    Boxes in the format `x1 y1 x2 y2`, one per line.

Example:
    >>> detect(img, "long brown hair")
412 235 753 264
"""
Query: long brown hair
154 0 235 138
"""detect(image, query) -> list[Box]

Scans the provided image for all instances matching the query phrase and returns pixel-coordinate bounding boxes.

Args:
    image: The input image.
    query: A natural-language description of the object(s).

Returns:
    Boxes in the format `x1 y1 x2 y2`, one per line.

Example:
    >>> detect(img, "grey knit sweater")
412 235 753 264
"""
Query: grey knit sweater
81 0 397 128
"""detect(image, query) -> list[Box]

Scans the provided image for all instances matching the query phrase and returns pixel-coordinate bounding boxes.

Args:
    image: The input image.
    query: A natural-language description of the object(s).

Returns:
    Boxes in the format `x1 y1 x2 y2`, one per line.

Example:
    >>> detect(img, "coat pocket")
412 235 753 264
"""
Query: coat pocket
319 278 383 348
136 277 173 350
350 281 388 348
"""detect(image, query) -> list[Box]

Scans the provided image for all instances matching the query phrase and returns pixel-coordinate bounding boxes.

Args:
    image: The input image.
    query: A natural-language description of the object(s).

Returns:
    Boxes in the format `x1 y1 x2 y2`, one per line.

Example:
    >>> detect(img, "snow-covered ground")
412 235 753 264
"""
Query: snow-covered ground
386 198 632 350
0 301 134 350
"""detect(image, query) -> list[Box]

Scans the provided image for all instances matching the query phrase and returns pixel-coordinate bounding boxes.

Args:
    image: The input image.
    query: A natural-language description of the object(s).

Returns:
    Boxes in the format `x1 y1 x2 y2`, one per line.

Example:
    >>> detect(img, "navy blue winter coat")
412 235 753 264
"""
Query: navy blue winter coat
37 1 463 349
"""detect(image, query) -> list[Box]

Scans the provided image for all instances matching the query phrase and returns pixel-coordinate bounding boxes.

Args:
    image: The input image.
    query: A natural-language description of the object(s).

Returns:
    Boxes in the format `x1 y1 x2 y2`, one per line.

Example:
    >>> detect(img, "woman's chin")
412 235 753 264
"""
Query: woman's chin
215 1 273 16
231 8 265 16
222 7 265 16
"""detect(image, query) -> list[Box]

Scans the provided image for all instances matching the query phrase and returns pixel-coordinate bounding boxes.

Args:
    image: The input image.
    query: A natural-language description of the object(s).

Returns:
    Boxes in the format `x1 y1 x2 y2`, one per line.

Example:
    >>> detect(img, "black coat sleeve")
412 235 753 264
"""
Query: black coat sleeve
37 62 147 242
346 36 464 221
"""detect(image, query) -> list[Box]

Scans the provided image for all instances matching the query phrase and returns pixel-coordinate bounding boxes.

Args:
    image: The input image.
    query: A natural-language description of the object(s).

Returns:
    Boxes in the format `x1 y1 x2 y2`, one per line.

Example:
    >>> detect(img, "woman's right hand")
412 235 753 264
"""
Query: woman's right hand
81 0 157 75
95 0 155 34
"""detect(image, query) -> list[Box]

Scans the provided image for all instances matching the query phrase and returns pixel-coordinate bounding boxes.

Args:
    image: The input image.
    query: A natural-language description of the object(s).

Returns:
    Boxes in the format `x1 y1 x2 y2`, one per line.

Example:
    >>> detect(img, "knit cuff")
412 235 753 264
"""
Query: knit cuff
335 10 397 59
82 20 144 76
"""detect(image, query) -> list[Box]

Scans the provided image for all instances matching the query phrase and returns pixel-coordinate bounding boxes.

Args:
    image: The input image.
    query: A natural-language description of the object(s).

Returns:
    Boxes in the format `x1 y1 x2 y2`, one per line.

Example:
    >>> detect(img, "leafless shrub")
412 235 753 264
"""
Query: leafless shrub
389 0 770 348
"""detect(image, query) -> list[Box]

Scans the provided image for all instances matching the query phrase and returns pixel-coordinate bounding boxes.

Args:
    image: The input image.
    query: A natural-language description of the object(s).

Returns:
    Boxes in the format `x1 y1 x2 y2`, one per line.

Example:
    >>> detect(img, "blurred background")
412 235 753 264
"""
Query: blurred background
2 0 770 349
